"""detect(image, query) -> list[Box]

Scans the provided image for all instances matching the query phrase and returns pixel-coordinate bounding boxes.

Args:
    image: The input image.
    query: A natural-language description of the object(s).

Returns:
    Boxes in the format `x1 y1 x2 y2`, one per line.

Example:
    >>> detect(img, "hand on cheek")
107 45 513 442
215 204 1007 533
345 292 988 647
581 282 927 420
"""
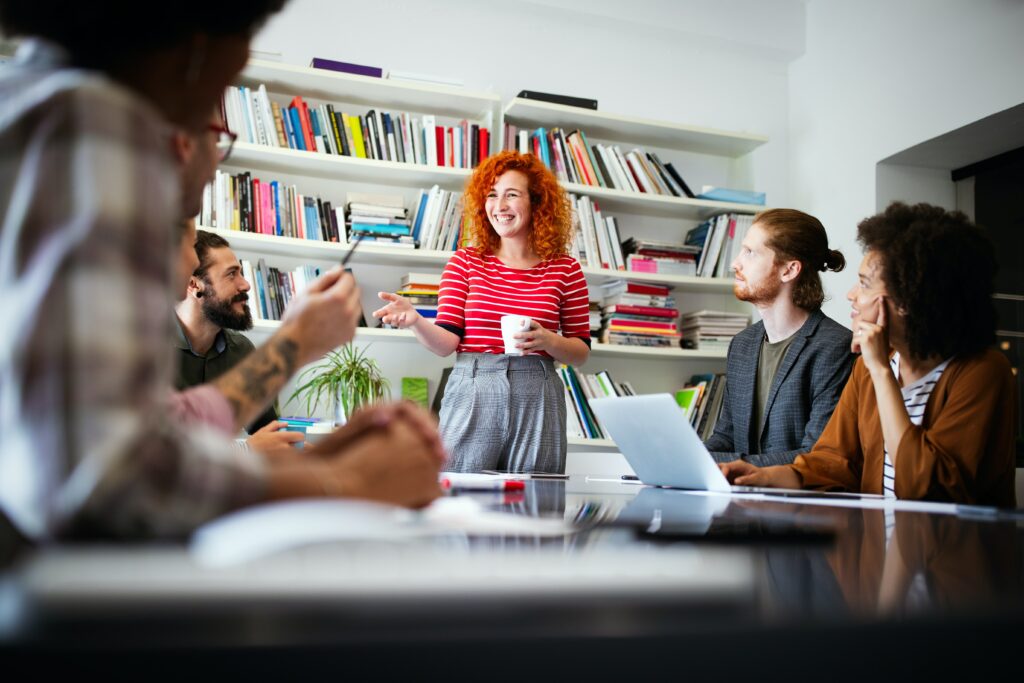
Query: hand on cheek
856 295 890 372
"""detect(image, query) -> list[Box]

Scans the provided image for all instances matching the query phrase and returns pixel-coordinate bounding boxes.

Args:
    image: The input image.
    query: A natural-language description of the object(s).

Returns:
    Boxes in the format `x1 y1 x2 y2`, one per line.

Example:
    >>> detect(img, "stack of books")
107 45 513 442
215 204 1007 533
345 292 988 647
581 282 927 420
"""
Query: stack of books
502 125 694 198
411 185 467 252
684 213 756 278
346 193 413 248
588 300 603 336
223 86 490 169
675 373 727 440
679 310 749 351
396 272 440 322
198 174 471 255
620 238 701 276
240 259 322 321
200 170 342 241
568 194 625 270
598 281 680 348
557 365 636 440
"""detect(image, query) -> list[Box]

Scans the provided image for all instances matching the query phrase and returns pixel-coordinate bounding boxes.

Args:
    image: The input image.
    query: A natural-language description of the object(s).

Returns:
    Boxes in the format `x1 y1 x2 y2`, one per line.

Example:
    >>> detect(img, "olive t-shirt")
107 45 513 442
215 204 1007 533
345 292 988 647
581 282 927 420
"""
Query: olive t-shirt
750 332 797 454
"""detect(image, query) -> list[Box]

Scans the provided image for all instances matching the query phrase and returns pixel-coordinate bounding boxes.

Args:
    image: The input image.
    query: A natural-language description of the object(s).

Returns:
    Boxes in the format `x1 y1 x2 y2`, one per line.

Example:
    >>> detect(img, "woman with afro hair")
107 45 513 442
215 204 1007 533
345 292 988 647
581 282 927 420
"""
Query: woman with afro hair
721 202 1016 507
374 151 591 473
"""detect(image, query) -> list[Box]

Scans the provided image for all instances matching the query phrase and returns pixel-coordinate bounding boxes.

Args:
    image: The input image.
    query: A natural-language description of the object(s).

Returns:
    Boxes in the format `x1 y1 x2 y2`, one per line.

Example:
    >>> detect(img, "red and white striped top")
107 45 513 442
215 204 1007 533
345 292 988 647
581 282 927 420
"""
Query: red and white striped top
435 247 591 356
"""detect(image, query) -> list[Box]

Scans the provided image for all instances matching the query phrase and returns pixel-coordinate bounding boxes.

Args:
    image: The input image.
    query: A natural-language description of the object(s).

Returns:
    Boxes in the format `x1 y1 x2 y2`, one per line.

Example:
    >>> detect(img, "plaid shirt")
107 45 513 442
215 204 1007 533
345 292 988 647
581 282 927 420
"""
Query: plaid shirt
0 41 265 540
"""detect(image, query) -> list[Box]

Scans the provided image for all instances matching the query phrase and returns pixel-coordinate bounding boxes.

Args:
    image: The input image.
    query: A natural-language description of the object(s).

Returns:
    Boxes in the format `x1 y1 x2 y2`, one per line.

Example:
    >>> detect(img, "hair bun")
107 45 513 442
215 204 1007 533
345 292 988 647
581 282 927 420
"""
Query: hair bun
823 248 846 272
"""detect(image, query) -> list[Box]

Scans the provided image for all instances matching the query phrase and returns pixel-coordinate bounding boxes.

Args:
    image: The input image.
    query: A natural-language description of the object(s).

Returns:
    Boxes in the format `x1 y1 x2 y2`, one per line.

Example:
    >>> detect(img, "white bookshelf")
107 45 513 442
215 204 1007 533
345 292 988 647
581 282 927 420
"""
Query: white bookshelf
229 142 471 189
203 226 454 268
204 226 736 292
241 60 500 122
568 436 616 448
561 180 767 220
248 319 726 361
218 59 764 454
503 98 767 157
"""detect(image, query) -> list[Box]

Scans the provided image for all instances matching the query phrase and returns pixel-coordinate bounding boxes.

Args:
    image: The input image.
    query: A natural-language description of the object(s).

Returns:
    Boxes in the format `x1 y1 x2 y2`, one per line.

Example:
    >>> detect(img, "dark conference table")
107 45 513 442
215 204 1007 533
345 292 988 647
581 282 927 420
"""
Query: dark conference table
1 476 1021 678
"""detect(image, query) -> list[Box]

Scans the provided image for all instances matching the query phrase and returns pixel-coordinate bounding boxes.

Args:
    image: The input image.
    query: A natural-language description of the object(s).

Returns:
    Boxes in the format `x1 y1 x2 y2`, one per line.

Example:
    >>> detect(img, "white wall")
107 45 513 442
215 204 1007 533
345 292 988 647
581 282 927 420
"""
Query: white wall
789 0 1024 324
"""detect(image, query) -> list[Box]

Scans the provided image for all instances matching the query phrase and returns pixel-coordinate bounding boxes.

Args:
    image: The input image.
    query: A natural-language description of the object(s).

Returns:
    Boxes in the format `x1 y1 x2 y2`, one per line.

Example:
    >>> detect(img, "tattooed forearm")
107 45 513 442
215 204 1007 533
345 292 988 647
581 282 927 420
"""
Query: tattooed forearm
212 336 300 432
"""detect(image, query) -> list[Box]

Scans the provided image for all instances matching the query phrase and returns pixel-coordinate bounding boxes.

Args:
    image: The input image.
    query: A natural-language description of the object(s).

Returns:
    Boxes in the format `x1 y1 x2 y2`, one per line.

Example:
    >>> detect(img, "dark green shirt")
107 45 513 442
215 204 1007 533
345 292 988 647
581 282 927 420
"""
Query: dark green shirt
173 317 278 433
750 331 797 454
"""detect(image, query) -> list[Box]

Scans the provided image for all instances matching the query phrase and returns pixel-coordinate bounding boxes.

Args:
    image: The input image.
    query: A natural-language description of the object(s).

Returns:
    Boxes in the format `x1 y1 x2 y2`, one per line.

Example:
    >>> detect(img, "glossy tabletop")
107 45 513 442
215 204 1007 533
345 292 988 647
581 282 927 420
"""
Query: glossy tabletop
1 476 1021 676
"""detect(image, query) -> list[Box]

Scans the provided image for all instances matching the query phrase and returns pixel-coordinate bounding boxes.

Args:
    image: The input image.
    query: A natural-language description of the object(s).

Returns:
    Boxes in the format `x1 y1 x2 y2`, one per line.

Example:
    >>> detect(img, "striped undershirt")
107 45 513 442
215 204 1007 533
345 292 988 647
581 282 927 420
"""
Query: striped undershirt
883 353 951 499
434 247 591 356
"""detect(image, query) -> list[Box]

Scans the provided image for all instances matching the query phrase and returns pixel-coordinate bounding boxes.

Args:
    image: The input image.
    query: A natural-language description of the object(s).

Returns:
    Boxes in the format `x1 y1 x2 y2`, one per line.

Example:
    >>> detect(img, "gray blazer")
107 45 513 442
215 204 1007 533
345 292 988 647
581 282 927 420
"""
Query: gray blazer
705 309 854 466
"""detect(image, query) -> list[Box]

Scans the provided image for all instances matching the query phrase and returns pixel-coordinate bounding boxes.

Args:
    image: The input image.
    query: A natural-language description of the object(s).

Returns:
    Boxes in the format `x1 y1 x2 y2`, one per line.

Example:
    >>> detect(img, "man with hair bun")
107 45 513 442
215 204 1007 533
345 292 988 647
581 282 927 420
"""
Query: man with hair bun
705 208 854 466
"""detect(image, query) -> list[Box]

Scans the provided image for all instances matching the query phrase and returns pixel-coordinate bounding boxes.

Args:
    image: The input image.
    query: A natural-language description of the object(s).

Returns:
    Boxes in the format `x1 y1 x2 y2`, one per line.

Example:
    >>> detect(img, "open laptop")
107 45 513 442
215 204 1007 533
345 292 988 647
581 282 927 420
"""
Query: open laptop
588 394 880 499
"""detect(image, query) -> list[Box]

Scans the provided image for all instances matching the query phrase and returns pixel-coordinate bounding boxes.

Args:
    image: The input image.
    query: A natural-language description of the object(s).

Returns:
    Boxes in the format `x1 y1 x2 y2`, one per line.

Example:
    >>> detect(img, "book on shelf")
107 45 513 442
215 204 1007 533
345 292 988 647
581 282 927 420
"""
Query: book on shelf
411 185 466 251
626 255 696 276
309 57 383 78
242 259 323 322
599 279 672 298
345 192 411 242
516 90 598 110
557 366 642 440
598 280 680 348
401 377 430 408
498 119 710 203
677 373 727 440
588 300 603 335
662 161 695 198
401 272 442 289
696 186 766 205
201 170 340 242
382 274 440 329
431 367 454 415
675 386 701 421
222 87 490 169
684 213 755 278
568 194 625 271
679 310 749 351
621 237 700 277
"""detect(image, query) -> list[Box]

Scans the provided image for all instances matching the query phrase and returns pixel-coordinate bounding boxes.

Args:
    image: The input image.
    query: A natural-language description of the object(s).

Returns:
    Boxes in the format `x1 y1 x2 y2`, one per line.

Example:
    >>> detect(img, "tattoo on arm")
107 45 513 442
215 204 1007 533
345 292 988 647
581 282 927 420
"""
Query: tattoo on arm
213 336 299 432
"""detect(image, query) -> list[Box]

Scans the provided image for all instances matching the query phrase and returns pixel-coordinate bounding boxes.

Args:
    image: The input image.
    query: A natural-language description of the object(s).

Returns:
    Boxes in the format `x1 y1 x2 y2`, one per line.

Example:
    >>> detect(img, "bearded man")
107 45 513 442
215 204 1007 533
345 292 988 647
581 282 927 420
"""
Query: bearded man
704 209 854 466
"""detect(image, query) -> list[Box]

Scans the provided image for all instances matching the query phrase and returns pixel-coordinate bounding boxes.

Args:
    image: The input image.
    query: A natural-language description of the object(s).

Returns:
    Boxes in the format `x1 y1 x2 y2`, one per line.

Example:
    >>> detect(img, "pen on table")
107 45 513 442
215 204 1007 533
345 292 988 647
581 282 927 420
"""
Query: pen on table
340 232 365 268
440 478 526 492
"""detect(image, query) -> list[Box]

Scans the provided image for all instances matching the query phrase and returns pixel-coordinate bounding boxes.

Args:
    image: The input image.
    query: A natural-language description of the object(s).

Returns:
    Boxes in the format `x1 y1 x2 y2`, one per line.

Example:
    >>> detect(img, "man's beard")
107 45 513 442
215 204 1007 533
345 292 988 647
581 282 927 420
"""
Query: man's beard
202 293 253 331
733 274 782 306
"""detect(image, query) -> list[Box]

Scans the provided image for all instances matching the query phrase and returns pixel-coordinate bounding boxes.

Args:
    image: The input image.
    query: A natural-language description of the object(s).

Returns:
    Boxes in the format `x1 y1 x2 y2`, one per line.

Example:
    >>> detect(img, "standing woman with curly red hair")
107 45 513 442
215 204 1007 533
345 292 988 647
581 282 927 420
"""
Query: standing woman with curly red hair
374 151 591 473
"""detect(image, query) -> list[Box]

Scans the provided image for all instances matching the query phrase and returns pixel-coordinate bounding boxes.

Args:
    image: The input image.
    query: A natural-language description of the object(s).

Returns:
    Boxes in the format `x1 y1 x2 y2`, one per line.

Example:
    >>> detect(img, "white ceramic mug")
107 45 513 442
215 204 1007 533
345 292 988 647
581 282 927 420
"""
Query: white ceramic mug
500 314 532 355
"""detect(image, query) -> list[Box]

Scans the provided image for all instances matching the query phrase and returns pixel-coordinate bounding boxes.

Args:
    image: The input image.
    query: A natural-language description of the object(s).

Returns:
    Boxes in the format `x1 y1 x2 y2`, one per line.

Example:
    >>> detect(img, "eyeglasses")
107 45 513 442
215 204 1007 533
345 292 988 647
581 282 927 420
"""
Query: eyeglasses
208 123 238 162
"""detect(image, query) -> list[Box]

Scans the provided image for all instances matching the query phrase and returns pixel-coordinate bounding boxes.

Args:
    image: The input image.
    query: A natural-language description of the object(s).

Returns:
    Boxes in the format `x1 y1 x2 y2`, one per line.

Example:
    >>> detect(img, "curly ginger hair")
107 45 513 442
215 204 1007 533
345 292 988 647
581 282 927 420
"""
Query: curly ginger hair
462 151 572 260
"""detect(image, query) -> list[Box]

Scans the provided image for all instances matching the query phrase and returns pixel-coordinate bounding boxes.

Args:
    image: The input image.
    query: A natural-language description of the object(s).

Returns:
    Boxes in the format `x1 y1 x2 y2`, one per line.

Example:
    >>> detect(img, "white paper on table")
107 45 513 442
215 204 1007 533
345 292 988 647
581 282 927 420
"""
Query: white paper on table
191 496 574 568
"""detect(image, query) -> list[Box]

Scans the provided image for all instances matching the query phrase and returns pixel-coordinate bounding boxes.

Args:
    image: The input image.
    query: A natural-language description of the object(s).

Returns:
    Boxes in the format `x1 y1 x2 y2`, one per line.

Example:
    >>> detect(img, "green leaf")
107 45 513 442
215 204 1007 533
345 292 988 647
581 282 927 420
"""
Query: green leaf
285 342 391 419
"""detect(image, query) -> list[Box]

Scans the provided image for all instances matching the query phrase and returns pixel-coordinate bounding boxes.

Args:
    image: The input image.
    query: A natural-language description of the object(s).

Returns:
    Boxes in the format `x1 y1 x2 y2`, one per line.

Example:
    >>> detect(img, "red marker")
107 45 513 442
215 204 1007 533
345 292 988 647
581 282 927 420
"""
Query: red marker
440 478 526 492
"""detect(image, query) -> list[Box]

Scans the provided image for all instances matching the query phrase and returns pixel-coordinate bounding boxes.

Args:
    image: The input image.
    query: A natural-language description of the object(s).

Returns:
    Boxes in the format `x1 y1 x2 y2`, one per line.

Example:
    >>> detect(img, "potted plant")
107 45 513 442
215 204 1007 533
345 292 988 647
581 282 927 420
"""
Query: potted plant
287 344 390 425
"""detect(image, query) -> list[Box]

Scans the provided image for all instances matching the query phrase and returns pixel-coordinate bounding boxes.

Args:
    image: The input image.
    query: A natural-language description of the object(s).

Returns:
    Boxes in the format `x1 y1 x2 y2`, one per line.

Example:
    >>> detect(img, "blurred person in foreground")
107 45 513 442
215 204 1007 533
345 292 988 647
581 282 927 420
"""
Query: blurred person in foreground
0 1 444 541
